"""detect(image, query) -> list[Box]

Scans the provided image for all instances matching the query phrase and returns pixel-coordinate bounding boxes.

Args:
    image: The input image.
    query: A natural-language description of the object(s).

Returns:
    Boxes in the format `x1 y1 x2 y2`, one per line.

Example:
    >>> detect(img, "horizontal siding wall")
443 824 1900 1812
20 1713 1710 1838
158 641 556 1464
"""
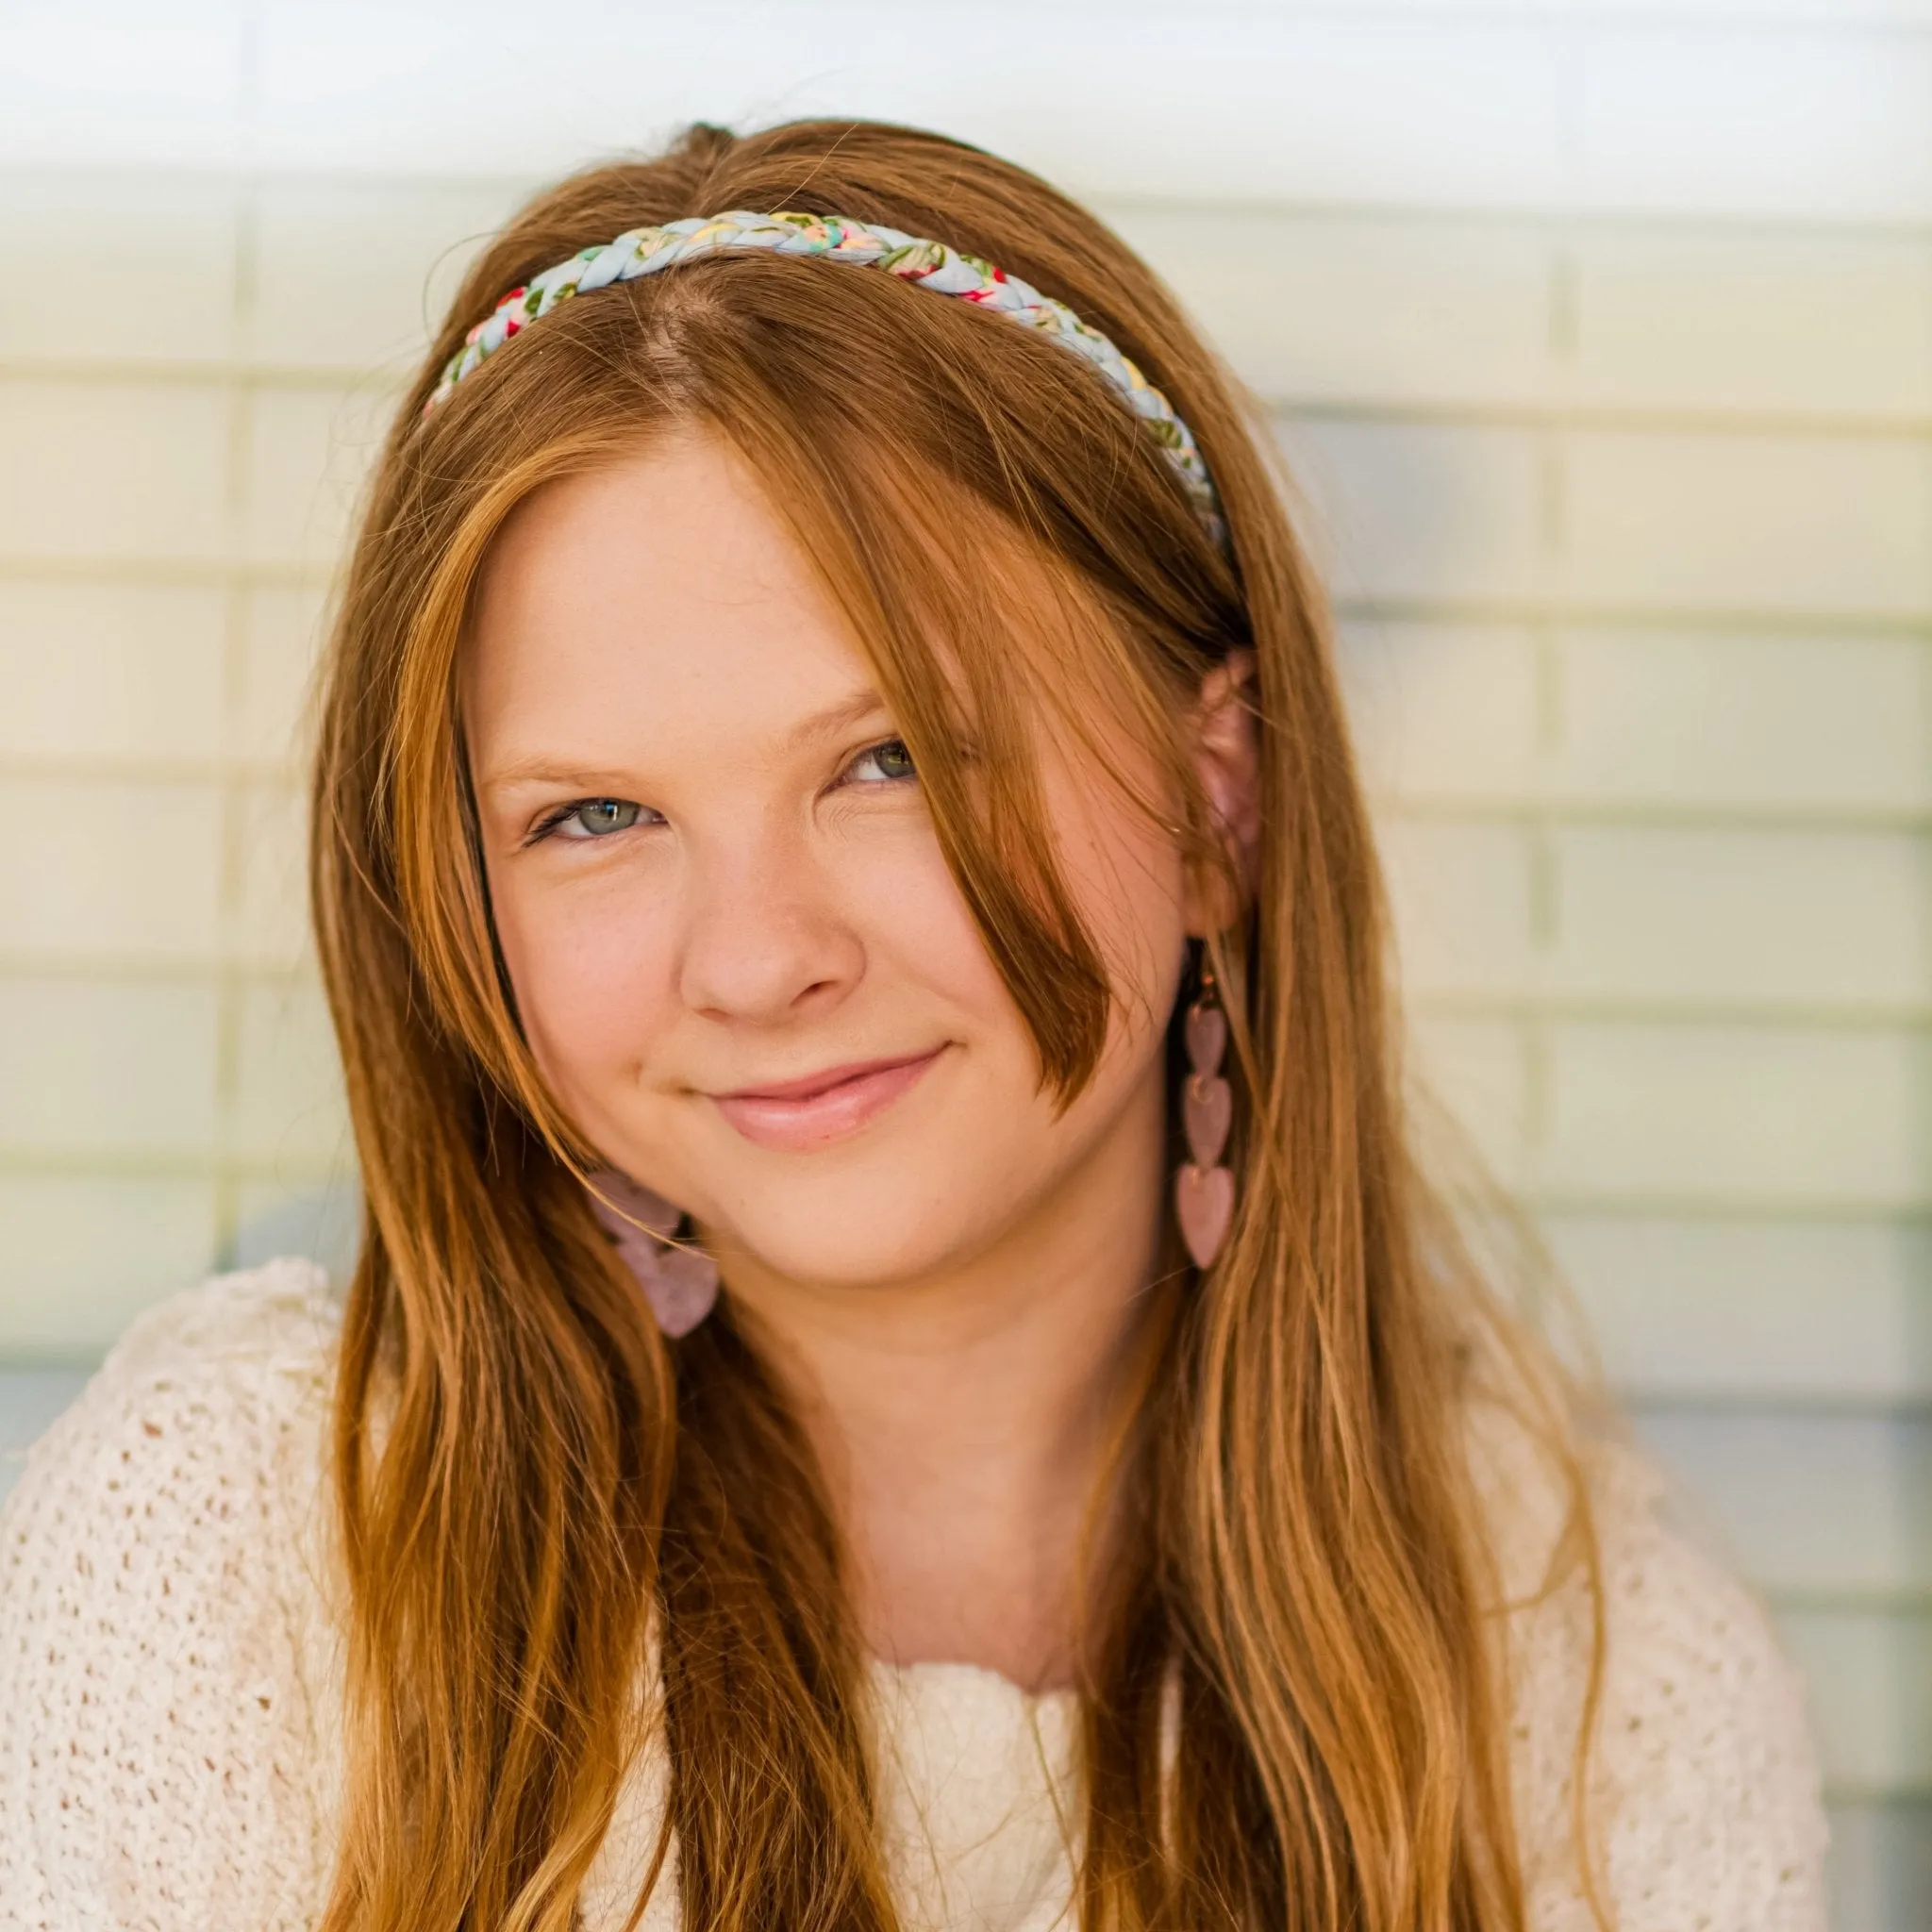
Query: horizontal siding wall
1 3 1928 1924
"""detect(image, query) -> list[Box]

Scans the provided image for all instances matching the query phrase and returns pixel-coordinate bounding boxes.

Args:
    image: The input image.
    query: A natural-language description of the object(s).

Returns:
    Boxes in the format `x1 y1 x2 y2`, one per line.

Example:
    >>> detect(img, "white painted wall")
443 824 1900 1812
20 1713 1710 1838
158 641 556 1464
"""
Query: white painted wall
1 2 1927 1921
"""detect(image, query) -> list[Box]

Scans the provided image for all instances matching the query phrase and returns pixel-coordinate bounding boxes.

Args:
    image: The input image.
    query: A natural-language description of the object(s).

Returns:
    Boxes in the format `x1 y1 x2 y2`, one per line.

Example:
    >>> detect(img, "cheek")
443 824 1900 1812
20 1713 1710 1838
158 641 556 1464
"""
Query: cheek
844 824 1017 1022
1047 773 1191 1063
489 863 679 1119
485 821 1017 1109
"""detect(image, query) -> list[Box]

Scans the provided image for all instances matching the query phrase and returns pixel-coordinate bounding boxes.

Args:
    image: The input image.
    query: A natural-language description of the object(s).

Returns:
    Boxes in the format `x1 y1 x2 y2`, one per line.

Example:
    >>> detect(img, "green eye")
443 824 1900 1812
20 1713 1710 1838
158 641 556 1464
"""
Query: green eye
848 739 917 784
565 798 641 838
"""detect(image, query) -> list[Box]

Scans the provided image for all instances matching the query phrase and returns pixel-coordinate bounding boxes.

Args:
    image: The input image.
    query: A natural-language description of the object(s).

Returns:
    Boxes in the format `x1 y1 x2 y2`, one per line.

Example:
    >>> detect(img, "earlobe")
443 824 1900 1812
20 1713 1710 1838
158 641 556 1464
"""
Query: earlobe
1186 649 1261 932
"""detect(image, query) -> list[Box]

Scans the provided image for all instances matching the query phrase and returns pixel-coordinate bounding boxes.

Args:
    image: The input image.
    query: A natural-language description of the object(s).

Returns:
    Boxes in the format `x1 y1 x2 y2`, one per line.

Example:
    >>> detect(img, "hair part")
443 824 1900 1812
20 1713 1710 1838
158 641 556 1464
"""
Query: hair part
311 116 1605 1932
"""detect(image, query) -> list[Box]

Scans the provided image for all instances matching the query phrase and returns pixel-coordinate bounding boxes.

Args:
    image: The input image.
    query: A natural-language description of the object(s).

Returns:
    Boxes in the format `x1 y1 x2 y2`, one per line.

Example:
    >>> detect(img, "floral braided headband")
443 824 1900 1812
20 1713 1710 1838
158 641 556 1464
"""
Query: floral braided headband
426 208 1226 547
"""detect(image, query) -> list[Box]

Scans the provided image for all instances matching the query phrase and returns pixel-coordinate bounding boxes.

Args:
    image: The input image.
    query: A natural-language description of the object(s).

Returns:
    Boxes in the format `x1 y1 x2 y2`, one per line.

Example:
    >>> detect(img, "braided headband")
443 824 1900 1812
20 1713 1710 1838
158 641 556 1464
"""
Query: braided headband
427 209 1225 545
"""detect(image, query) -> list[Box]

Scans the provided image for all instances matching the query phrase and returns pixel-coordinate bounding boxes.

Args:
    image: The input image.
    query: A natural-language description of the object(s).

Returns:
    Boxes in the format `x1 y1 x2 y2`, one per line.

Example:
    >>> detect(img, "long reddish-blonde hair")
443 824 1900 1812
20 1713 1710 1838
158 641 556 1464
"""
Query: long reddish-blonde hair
310 117 1603 1932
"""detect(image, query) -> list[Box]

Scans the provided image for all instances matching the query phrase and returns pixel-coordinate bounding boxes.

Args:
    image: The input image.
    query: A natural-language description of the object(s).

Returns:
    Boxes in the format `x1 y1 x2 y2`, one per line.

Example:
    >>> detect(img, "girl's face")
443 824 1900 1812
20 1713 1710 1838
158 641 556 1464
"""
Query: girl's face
464 432 1198 1295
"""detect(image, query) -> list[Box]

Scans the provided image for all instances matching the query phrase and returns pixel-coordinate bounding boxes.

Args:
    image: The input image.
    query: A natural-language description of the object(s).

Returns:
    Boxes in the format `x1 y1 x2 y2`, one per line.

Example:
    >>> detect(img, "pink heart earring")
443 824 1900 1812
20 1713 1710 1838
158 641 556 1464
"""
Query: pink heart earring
585 1166 720 1338
1175 957 1236 1270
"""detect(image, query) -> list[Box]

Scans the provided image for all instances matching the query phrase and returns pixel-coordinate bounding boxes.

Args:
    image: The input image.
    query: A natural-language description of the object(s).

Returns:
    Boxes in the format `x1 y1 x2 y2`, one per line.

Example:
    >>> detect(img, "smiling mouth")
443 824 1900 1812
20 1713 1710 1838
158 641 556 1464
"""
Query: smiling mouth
708 1048 945 1152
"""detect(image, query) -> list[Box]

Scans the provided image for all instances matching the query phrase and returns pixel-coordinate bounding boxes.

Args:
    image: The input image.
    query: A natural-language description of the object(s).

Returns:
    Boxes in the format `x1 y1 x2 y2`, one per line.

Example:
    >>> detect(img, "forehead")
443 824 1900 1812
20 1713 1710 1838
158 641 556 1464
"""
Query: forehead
464 432 874 756
460 420 1154 791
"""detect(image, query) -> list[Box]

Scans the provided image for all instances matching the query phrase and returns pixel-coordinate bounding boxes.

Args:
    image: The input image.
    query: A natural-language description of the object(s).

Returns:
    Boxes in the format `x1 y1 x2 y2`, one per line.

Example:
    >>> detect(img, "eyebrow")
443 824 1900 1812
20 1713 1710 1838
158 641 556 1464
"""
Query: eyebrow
477 688 893 792
781 687 892 752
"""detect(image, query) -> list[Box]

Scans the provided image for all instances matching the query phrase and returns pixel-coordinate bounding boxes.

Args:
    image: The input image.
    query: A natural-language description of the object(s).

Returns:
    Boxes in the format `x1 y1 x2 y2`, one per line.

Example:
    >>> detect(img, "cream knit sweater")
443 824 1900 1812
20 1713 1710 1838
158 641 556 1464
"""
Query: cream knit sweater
0 1260 1827 1931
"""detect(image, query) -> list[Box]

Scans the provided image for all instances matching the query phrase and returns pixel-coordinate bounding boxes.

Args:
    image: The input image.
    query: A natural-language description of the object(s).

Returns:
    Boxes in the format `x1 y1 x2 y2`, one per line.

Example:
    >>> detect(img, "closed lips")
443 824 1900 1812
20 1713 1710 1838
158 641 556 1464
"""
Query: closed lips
708 1049 944 1150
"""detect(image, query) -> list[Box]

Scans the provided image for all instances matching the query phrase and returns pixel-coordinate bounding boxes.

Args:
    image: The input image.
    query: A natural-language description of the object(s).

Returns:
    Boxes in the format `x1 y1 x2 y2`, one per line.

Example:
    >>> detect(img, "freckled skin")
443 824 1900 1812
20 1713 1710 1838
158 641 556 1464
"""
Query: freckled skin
463 429 1257 1687
465 432 1191 1297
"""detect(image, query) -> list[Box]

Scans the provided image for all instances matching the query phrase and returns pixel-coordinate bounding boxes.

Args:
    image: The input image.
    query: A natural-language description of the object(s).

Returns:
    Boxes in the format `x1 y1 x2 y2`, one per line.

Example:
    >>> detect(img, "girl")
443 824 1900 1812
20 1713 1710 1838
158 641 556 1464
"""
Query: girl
0 119 1824 1932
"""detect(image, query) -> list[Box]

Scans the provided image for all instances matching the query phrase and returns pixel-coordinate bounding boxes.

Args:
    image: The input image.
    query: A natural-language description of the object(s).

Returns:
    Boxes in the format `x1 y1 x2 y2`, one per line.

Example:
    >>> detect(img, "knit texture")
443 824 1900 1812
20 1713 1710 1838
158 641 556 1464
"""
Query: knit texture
0 1262 1828 1931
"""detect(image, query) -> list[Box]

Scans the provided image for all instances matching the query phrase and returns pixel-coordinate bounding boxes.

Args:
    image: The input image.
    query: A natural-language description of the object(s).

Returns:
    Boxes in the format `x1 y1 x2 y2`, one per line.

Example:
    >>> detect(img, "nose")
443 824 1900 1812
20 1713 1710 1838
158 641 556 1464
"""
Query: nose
675 819 863 1027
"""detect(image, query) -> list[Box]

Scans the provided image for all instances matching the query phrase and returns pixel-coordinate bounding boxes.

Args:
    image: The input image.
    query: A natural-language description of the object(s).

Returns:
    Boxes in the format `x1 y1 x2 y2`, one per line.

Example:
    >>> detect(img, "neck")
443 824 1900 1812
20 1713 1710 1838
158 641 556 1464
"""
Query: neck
715 1077 1168 1693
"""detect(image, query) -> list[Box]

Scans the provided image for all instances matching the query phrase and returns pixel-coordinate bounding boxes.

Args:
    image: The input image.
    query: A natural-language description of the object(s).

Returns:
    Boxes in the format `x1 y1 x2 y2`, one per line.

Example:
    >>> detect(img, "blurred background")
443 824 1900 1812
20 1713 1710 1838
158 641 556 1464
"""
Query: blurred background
0 0 1927 1921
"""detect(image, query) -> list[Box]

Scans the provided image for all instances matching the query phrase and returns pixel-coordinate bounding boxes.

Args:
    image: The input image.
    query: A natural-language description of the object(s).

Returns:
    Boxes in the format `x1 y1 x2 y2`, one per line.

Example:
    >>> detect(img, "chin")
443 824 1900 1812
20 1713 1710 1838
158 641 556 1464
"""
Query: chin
710 1205 981 1298
699 1159 1028 1295
599 1071 1074 1294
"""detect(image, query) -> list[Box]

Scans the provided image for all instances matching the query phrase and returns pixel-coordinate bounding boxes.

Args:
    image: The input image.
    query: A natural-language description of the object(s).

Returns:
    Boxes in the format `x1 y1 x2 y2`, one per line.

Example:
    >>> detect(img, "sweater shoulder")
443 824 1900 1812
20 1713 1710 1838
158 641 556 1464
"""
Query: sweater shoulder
1466 1394 1829 1932
0 1259 344 1932
1 1257 344 1582
97 1255 343 1388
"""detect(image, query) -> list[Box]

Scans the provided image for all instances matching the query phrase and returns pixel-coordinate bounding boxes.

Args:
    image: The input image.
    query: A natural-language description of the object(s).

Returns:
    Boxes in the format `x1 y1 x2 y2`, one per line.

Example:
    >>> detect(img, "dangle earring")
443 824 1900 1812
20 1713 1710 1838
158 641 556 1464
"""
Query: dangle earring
585 1166 720 1338
1175 954 1237 1270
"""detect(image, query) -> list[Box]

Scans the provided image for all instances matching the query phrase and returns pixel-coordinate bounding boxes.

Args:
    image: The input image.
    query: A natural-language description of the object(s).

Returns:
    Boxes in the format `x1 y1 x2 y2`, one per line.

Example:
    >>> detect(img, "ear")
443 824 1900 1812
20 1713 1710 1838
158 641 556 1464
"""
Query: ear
1184 648 1261 936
